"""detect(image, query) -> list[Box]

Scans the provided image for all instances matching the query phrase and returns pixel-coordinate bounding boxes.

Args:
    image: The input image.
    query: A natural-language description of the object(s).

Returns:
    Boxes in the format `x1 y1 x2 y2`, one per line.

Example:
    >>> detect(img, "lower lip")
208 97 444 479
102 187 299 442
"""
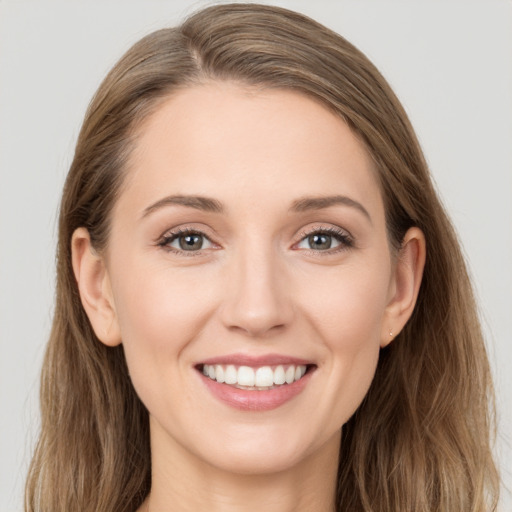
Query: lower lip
199 370 313 411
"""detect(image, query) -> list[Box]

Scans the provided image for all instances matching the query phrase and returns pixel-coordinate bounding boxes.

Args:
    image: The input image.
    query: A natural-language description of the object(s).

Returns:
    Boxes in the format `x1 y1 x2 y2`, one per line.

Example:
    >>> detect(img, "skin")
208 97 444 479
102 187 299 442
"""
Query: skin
72 82 425 512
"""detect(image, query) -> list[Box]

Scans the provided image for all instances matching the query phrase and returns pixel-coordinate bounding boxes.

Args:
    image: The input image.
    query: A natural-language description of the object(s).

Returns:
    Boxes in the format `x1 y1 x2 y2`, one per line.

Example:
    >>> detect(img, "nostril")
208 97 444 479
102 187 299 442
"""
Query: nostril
226 322 288 339
218 276 294 337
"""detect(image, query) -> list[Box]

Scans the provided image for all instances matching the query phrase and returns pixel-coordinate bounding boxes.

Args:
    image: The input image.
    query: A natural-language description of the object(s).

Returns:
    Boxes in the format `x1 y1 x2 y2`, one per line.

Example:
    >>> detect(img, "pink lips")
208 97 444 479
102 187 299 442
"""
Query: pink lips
199 353 312 367
196 353 315 412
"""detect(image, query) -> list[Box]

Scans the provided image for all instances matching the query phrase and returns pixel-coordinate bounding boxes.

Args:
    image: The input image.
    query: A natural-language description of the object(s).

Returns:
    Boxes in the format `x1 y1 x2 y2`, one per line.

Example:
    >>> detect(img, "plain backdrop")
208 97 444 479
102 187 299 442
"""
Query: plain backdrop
1 1 511 510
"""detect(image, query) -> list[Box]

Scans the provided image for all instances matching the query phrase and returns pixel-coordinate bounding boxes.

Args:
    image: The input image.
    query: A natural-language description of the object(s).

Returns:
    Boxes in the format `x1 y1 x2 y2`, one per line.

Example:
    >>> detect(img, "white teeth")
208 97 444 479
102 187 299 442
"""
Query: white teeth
285 365 295 384
201 363 309 389
215 365 225 383
225 365 237 385
238 366 255 386
255 366 274 387
273 365 286 385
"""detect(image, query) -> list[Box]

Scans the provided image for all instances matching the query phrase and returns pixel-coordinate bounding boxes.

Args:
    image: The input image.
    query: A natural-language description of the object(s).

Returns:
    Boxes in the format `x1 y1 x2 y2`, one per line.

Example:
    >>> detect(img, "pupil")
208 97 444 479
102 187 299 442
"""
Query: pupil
179 234 202 251
309 234 331 250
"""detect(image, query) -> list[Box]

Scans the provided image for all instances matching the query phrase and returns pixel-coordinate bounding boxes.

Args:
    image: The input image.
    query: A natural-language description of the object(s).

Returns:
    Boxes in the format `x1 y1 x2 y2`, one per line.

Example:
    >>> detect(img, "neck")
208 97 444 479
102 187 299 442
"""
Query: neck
143 419 340 512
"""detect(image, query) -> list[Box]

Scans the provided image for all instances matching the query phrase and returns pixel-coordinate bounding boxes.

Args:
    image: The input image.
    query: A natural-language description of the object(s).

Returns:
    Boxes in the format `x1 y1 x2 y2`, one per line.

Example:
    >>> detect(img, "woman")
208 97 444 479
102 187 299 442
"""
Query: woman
25 4 499 511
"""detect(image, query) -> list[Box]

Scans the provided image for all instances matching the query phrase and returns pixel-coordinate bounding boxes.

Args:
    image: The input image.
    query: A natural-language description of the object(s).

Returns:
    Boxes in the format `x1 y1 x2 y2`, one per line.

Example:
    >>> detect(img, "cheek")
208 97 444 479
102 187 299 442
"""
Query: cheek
299 261 390 420
303 259 390 343
110 262 217 386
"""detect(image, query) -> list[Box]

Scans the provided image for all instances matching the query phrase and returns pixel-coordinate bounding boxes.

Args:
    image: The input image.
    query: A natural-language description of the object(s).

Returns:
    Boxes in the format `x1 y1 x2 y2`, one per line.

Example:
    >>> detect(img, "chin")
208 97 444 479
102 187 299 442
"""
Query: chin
207 443 311 476
188 421 337 476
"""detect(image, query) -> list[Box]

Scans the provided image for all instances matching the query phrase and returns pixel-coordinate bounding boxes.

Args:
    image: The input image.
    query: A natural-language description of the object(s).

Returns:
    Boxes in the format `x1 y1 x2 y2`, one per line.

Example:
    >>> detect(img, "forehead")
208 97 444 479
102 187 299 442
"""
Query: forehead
119 82 383 221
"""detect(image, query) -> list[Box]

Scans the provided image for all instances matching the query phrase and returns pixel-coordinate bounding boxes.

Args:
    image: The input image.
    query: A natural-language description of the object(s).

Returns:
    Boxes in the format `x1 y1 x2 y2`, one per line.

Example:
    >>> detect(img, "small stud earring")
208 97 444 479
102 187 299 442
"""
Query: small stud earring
389 330 393 337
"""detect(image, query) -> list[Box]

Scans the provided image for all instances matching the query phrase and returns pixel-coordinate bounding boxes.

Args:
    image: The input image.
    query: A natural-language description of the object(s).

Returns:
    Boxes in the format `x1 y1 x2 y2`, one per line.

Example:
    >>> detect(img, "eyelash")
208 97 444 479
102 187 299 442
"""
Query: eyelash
294 226 354 256
157 225 354 257
157 227 214 257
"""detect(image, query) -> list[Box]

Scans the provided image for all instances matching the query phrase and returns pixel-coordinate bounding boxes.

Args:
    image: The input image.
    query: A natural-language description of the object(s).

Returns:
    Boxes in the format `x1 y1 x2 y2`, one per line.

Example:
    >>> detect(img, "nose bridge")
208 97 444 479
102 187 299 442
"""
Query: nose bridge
220 234 292 337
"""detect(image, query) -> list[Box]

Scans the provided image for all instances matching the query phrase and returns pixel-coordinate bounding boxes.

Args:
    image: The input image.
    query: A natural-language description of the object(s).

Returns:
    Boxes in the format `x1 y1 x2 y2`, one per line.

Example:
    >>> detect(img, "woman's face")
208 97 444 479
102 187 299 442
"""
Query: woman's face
101 83 401 474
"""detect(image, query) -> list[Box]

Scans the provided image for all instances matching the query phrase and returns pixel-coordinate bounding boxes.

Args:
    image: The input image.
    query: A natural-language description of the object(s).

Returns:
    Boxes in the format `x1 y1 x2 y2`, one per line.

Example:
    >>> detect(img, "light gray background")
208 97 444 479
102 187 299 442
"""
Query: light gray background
1 1 511 510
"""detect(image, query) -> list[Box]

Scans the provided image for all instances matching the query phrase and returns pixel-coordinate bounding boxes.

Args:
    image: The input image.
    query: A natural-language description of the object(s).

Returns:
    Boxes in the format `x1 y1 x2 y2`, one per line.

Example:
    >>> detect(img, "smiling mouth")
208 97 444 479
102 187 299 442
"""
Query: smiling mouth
197 363 315 390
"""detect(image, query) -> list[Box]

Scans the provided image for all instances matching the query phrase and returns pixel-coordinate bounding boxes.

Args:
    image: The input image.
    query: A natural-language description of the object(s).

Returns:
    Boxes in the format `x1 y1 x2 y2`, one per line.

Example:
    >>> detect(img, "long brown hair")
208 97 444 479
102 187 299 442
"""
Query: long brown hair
25 4 499 511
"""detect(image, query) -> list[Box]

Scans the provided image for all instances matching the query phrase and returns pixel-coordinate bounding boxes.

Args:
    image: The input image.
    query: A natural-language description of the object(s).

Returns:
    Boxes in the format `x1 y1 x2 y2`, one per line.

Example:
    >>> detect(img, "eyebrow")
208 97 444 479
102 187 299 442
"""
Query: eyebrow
142 195 224 218
291 195 372 223
141 193 371 222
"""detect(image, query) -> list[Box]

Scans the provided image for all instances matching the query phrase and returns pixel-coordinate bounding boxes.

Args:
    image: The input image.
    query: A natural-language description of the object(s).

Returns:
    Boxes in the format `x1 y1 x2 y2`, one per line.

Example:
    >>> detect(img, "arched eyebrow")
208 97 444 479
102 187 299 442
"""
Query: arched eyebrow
291 195 372 223
141 193 371 223
142 195 224 218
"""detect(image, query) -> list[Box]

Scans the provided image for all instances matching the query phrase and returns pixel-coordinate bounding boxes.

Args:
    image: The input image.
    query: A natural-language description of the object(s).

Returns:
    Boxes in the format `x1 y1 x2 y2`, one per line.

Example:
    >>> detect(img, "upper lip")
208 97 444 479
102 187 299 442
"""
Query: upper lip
197 353 315 367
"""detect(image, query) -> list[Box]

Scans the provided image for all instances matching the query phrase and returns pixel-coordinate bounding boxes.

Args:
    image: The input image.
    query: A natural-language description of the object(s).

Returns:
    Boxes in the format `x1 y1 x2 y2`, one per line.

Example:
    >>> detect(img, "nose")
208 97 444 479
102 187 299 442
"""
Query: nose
219 242 294 338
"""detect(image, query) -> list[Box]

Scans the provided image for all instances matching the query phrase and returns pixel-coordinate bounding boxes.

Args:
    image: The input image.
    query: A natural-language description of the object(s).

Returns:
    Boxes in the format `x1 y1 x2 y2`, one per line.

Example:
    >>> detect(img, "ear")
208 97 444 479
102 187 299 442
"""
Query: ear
71 227 122 347
381 227 426 347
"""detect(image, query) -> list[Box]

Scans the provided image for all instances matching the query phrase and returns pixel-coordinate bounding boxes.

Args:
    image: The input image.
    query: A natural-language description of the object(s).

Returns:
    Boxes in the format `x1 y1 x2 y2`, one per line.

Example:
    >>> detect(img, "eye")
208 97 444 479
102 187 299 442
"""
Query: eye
160 230 215 252
295 227 353 252
297 233 339 251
